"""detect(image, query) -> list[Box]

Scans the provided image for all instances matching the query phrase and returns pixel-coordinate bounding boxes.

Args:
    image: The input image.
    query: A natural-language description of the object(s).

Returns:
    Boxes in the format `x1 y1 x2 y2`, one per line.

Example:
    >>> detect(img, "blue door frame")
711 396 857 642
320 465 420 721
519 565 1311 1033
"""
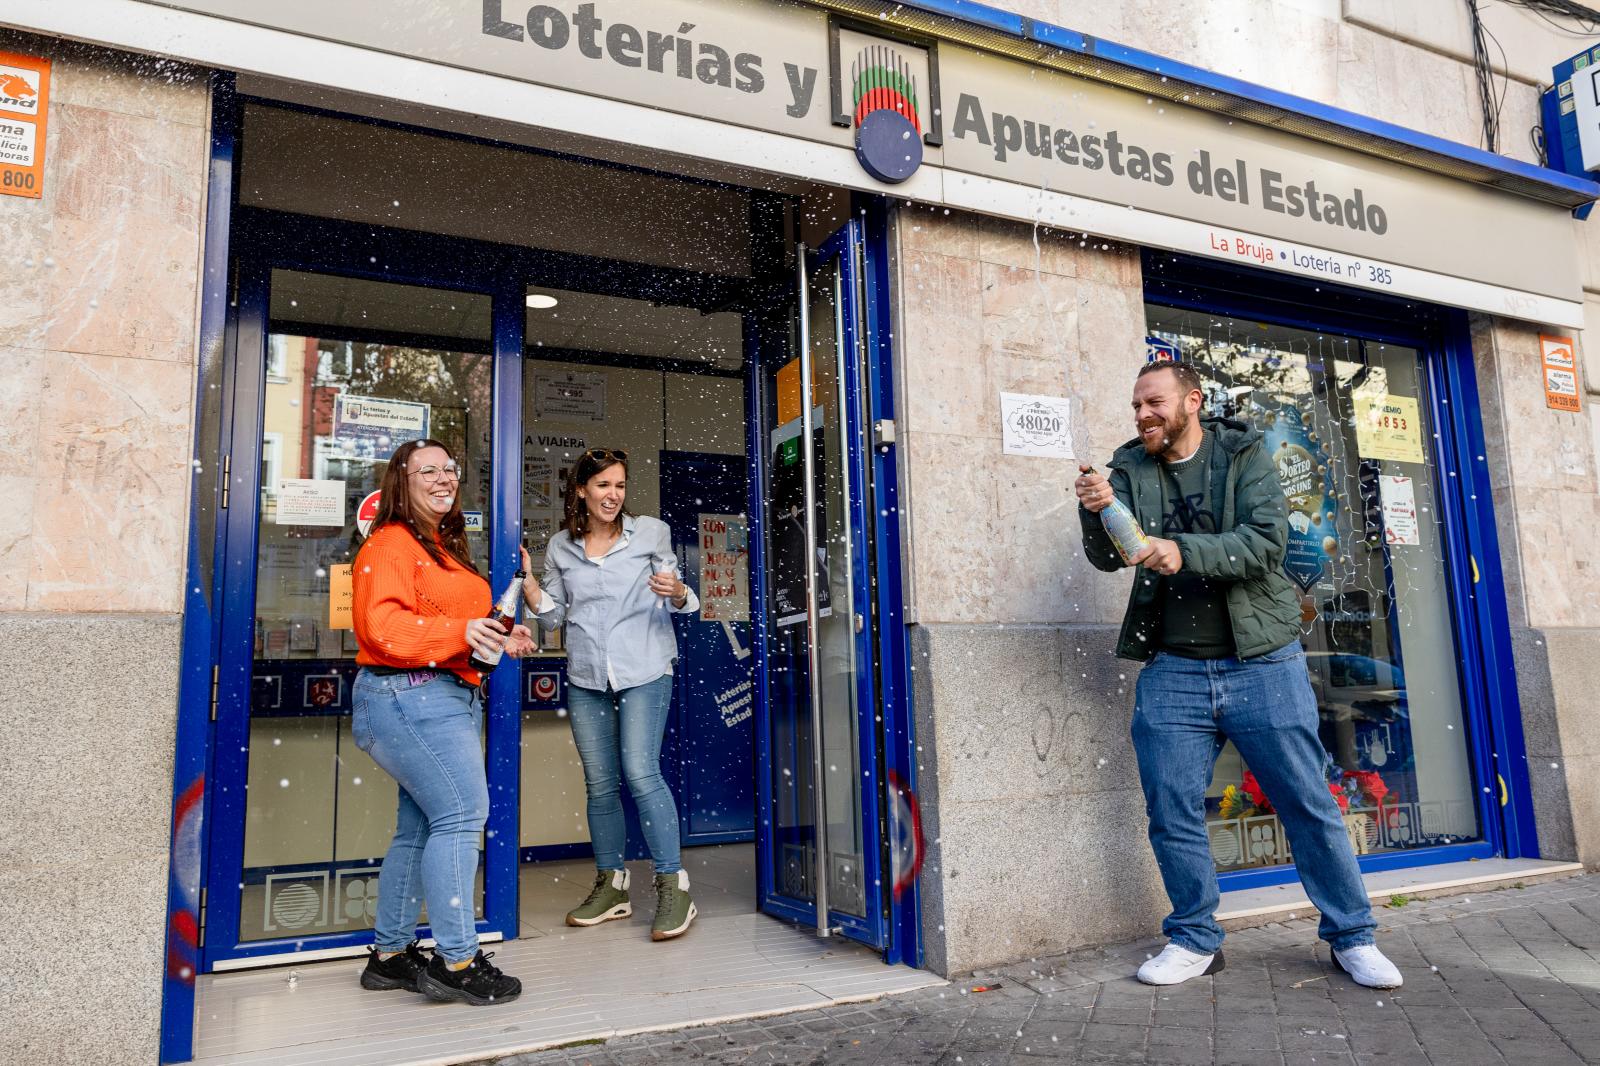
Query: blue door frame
199 246 527 971
1142 251 1539 893
750 219 890 950
160 89 922 1062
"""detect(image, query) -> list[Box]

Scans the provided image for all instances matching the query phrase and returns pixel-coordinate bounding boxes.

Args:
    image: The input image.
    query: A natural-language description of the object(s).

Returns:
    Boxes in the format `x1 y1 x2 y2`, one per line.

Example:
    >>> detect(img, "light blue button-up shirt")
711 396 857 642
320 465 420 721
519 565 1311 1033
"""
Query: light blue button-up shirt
534 513 700 692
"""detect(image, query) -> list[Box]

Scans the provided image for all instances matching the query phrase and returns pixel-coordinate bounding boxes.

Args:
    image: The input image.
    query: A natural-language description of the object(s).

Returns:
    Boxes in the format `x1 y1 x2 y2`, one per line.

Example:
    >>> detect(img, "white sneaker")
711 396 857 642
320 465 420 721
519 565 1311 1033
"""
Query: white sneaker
1333 944 1403 989
1136 943 1226 985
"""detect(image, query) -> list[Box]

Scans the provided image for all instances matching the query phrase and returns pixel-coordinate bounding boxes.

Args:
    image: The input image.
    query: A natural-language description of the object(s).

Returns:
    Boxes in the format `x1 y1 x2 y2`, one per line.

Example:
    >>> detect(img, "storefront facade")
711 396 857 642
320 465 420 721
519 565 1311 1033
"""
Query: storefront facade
4 2 1599 1063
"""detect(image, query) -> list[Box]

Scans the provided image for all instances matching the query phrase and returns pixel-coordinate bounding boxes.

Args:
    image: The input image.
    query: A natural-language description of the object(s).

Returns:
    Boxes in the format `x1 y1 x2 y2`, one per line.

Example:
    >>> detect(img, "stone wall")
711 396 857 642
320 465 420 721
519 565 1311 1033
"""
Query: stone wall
0 33 208 1065
897 208 1168 972
1471 316 1600 867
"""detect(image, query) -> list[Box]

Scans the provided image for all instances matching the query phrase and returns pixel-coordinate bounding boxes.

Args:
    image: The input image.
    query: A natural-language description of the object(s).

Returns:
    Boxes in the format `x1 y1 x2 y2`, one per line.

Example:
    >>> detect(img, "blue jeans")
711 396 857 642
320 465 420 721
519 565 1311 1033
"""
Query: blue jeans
567 675 681 875
352 669 487 964
1132 642 1376 955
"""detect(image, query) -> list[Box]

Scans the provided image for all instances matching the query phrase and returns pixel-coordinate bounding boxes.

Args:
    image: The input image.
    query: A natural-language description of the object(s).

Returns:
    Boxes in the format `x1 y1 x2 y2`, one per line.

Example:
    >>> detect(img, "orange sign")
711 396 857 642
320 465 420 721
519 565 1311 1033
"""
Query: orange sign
0 50 49 199
1540 334 1582 413
328 564 354 630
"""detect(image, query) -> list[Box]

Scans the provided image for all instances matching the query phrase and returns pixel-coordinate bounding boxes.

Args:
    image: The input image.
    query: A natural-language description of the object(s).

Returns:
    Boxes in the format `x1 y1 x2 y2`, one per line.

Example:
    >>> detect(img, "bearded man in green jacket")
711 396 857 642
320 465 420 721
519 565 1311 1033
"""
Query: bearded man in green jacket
1076 360 1401 991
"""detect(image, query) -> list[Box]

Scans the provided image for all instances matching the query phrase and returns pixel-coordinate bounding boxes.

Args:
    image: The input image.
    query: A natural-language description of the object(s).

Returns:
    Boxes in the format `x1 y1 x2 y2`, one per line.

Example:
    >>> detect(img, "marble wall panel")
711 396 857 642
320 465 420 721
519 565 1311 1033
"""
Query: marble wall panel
40 104 206 361
0 39 207 615
979 261 1079 363
899 212 1143 627
43 34 206 126
0 475 35 612
900 205 979 260
1471 318 1600 630
904 430 1003 625
900 250 990 440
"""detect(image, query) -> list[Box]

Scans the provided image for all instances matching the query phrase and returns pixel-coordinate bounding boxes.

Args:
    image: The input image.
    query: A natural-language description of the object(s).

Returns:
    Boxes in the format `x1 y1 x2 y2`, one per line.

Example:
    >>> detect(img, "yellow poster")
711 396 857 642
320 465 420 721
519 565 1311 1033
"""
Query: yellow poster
328 564 354 630
1354 394 1424 464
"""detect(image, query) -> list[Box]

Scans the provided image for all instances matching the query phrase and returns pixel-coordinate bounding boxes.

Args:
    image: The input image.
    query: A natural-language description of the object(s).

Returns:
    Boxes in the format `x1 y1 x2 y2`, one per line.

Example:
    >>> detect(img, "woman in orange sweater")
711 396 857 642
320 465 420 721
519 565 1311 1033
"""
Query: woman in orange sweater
350 438 533 1007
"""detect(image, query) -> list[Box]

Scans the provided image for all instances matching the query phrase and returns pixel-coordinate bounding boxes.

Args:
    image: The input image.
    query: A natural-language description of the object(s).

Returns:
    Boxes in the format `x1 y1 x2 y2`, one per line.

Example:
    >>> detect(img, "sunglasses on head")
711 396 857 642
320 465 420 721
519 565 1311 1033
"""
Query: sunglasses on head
583 448 627 462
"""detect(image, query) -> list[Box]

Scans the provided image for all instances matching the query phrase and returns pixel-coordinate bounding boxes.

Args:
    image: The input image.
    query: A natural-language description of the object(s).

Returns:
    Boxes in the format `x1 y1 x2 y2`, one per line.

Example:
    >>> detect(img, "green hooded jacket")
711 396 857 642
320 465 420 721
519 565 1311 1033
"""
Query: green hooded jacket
1079 416 1302 662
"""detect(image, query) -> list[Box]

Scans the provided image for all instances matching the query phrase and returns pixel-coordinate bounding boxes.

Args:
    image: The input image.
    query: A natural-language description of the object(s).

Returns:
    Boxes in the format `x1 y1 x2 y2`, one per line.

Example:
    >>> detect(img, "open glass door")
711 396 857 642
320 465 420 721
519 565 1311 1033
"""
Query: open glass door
203 265 517 968
756 220 887 948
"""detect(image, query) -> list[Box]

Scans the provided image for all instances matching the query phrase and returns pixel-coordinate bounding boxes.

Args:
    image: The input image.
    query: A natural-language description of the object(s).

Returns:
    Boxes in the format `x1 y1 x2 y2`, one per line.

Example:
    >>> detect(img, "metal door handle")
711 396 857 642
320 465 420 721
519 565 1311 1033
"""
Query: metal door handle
854 612 864 634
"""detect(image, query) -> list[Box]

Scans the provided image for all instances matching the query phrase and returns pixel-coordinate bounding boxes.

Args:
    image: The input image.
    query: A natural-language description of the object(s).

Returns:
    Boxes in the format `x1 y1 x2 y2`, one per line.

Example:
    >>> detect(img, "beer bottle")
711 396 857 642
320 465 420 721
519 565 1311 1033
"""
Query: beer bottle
468 568 526 674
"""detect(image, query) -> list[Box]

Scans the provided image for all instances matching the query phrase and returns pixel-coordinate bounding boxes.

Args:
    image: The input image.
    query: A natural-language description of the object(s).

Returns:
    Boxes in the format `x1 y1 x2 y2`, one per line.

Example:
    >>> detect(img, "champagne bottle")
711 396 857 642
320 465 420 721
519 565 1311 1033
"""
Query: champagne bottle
469 568 526 674
1085 467 1149 565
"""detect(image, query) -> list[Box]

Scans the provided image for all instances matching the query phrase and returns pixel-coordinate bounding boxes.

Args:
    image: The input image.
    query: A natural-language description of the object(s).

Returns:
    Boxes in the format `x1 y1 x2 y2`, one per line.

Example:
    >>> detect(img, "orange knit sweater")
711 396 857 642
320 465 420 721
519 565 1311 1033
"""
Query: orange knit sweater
352 523 492 686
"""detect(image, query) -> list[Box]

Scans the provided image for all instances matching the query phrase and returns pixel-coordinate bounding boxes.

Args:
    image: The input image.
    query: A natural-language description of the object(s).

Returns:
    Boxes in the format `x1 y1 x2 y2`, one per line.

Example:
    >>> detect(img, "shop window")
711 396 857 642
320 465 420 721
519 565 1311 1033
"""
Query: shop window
1145 305 1482 871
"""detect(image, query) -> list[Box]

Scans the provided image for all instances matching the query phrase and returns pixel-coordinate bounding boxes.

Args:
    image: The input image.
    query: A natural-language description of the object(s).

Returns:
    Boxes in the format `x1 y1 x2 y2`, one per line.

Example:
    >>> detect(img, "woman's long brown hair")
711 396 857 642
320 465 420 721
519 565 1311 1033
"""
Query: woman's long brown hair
370 438 479 574
562 448 632 540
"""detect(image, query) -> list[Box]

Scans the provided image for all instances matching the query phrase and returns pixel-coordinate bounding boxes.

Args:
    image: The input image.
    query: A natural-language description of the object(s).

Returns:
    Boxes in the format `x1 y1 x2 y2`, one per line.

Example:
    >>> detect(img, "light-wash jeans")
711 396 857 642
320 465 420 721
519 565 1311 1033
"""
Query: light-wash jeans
1132 641 1376 955
567 675 682 875
352 668 486 964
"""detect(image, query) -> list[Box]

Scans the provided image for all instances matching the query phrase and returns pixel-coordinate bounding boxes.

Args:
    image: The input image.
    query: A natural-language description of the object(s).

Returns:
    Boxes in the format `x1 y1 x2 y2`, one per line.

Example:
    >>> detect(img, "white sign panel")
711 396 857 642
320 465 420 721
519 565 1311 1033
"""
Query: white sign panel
330 393 431 461
1572 63 1600 174
1379 474 1420 547
275 478 346 526
535 370 607 422
1000 393 1074 459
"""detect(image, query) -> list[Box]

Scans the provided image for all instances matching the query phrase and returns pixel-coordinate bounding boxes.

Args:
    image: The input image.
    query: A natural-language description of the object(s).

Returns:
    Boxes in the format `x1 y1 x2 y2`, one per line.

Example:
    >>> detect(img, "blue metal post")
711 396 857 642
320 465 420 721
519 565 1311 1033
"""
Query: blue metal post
159 71 237 1065
483 275 526 938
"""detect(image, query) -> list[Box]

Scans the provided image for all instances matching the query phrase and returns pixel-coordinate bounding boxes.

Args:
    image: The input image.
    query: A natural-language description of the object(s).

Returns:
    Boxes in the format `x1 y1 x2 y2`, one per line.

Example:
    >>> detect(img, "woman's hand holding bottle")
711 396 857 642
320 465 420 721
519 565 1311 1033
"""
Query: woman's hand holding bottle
465 616 510 659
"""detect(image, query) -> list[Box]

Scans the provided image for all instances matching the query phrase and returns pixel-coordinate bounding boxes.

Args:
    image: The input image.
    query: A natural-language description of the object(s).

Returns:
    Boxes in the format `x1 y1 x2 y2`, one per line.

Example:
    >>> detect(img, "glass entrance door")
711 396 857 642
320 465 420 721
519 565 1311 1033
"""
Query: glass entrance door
203 266 517 968
756 221 888 948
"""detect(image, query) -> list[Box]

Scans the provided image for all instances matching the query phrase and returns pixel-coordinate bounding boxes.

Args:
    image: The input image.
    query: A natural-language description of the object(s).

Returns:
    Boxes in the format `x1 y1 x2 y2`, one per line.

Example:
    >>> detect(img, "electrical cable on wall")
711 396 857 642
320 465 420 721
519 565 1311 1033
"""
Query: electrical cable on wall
1466 0 1600 155
1467 0 1504 152
1497 0 1600 35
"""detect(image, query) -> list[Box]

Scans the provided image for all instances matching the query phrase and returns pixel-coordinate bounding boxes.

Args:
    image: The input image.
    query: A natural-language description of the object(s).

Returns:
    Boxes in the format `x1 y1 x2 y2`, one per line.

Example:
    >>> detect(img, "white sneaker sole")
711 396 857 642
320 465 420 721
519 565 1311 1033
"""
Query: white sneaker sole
1137 949 1226 985
566 902 632 927
652 902 698 941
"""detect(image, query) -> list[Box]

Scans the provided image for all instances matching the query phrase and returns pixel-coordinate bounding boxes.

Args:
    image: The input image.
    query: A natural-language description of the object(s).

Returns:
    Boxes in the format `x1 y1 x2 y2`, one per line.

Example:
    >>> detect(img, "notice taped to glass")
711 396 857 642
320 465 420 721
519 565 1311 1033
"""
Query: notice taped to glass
535 370 607 422
1354 393 1424 464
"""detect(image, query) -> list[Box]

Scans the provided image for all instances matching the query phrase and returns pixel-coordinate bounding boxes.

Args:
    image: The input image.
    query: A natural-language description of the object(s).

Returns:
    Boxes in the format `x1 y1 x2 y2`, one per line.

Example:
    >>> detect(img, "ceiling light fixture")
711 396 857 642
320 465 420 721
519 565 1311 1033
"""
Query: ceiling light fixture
526 293 559 309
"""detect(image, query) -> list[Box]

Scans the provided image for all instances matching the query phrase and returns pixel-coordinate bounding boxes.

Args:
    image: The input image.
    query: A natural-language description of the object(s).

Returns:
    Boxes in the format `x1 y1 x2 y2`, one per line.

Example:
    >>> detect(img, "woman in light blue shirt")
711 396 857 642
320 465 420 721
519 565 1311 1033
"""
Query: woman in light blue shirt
519 447 702 942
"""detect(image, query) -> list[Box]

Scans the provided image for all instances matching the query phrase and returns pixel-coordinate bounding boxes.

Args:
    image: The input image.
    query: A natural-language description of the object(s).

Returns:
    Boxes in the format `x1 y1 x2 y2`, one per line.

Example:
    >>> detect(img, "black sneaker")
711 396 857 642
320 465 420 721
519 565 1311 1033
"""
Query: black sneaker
359 941 430 993
417 950 522 1006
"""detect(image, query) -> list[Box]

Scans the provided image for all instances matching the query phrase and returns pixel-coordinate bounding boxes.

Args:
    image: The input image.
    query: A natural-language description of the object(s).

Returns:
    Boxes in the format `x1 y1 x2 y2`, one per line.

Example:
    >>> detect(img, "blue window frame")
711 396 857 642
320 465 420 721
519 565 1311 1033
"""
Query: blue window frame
1142 251 1537 893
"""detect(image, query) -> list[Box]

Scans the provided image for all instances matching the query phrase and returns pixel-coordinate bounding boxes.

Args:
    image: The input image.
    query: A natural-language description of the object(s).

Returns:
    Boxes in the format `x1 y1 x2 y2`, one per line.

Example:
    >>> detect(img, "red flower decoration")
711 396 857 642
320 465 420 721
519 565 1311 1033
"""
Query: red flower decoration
1242 771 1272 814
1329 781 1350 812
1347 770 1389 809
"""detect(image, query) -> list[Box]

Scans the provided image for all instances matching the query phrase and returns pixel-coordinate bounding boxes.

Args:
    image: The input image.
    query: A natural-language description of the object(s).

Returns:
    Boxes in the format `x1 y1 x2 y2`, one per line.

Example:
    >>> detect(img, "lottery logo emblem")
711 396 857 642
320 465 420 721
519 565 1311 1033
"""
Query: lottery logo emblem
851 45 924 184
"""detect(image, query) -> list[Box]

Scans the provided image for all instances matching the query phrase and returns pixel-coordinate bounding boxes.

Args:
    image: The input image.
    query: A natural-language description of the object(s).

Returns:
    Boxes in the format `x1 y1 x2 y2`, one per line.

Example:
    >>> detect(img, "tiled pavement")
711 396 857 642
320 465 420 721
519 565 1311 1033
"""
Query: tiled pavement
487 872 1600 1066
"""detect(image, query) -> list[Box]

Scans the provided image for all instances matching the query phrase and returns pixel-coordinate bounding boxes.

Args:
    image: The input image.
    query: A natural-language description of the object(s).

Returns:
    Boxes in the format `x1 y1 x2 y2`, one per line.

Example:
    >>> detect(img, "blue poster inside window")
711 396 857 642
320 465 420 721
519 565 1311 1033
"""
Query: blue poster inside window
1263 403 1339 590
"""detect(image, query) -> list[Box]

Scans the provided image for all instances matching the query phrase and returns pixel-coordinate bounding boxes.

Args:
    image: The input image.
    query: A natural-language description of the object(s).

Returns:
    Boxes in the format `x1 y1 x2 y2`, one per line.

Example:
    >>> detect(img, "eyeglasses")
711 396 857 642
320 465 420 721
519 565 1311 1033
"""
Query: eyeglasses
409 463 462 483
584 448 627 462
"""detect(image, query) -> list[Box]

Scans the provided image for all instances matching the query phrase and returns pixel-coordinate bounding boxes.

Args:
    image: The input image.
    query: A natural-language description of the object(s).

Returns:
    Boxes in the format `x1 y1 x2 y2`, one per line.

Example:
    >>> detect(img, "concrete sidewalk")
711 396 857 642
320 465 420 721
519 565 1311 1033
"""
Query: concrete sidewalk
487 872 1600 1065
